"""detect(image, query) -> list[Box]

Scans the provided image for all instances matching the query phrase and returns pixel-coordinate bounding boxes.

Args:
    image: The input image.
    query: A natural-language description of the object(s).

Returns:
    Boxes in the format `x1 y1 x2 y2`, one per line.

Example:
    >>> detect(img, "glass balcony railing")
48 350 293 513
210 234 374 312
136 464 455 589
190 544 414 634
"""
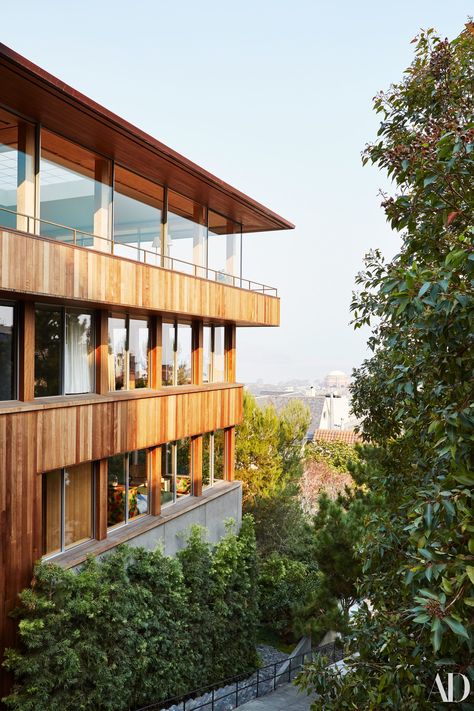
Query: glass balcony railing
0 207 278 296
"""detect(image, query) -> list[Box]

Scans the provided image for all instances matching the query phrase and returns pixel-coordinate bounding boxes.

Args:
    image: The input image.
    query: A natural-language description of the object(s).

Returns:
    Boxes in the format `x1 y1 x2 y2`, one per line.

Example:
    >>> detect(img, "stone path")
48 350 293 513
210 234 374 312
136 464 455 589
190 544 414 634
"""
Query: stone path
238 684 315 710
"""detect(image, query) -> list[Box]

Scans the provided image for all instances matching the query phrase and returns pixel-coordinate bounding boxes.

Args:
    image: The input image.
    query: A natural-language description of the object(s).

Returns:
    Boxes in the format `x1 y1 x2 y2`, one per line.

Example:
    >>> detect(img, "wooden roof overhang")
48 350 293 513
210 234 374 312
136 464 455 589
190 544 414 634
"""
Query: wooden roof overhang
0 43 294 234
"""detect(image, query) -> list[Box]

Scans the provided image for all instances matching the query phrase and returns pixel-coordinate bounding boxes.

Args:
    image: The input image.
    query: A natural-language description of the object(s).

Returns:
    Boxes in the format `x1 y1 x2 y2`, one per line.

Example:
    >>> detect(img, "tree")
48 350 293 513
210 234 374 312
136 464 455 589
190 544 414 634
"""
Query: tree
297 26 474 709
235 392 310 505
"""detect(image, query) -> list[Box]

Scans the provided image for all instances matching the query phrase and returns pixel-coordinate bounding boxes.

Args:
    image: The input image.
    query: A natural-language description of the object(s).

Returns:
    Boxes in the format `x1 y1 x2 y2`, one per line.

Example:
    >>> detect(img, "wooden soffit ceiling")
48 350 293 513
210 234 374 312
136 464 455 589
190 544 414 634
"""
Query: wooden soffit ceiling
0 44 294 234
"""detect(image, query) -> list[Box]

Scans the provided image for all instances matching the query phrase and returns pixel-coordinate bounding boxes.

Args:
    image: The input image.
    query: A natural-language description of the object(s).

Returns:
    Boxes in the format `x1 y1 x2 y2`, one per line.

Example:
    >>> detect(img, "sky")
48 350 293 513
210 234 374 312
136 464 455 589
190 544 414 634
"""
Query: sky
2 1 471 383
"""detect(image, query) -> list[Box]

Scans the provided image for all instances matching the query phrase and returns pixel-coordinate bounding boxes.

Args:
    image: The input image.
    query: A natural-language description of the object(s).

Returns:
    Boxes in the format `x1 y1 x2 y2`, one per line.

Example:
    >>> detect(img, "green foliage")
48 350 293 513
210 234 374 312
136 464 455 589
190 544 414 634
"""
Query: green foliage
306 438 358 473
235 392 310 505
310 494 363 618
258 553 321 641
247 492 312 559
297 26 474 709
3 517 259 711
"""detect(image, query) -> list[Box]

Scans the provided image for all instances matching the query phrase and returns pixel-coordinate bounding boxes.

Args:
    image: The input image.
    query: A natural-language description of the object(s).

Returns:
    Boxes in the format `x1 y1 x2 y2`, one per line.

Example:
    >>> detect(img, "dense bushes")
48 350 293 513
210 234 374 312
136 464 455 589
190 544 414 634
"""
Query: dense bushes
258 553 321 641
3 516 259 711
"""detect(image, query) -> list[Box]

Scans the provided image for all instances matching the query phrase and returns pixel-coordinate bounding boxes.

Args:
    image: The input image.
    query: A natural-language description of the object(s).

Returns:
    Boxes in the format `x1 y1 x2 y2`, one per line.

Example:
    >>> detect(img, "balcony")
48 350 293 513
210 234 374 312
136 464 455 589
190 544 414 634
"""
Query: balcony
0 220 280 326
0 207 277 296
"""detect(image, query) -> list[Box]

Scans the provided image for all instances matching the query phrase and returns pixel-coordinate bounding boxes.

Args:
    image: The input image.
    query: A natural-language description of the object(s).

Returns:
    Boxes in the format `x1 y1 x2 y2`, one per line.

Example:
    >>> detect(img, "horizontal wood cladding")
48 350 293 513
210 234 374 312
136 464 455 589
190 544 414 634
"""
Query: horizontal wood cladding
0 229 280 326
0 385 243 474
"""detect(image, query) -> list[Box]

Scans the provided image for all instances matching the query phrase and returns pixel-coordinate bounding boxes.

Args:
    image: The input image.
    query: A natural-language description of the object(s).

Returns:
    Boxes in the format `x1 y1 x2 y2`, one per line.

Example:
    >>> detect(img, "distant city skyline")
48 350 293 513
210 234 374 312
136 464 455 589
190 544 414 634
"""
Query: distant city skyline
2 0 471 382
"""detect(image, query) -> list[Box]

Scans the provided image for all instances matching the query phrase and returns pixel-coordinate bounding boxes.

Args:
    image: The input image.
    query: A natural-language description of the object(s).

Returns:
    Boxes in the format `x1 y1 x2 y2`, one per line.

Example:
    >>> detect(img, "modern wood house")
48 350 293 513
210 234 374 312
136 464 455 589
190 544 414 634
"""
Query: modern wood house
0 44 293 686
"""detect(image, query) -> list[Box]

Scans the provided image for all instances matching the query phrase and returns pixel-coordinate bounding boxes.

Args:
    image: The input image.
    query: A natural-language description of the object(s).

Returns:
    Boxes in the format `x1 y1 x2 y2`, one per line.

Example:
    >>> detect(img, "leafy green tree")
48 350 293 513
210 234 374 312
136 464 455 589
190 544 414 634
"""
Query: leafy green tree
235 392 309 505
259 553 322 641
306 438 359 473
297 26 474 709
310 494 363 620
249 491 312 559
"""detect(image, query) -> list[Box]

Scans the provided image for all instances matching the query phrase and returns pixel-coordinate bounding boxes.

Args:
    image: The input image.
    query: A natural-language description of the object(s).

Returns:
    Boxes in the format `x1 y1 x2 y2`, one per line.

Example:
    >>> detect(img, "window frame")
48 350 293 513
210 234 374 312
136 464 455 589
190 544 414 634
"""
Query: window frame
0 299 18 401
162 320 192 387
42 463 96 559
202 429 226 489
203 325 225 384
34 304 96 398
107 449 151 530
160 438 193 508
108 313 150 391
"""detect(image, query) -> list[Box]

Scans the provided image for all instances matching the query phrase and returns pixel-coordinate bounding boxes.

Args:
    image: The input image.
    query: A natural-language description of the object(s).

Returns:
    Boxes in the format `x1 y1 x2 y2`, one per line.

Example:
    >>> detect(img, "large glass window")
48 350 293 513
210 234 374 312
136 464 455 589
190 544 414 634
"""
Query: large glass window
42 463 94 556
161 443 174 506
176 325 192 385
65 310 94 394
202 430 225 489
35 307 62 397
162 323 175 386
0 303 15 400
207 210 242 284
203 325 225 383
167 190 206 275
214 429 225 480
35 307 94 397
162 322 192 386
0 108 35 231
108 315 149 391
160 438 191 506
107 449 149 528
113 166 164 263
40 130 112 247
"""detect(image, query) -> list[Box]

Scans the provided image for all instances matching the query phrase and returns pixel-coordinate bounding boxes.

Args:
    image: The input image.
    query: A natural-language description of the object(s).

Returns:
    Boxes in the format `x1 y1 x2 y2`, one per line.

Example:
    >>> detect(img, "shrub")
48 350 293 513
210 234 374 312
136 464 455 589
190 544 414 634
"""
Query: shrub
3 516 259 711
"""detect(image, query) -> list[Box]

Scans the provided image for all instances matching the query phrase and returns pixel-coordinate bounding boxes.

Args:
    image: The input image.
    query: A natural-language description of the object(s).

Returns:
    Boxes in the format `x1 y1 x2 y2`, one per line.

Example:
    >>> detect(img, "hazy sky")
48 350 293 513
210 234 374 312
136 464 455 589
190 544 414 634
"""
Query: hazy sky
2 1 471 382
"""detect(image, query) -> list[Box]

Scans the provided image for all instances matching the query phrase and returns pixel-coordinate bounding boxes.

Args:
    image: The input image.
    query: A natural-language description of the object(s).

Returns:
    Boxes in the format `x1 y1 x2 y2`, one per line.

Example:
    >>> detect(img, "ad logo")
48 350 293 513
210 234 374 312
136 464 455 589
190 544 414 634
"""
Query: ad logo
431 673 471 703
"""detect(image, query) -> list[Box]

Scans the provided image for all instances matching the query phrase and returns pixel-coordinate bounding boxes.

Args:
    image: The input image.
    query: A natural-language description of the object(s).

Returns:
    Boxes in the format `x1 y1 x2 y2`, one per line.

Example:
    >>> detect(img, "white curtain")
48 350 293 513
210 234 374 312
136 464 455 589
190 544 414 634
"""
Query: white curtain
65 313 92 394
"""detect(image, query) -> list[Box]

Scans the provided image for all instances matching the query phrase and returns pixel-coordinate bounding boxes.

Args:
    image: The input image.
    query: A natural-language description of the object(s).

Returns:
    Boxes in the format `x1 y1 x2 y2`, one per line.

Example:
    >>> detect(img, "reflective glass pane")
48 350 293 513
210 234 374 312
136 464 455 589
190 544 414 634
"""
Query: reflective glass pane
40 129 112 248
129 449 148 519
64 463 93 548
212 327 225 383
167 191 206 275
65 310 94 394
0 304 15 400
202 432 212 488
208 210 242 284
162 322 175 386
161 443 174 506
129 318 149 389
0 108 34 231
214 430 225 480
42 469 62 556
108 317 127 390
176 438 191 497
176 324 192 385
113 166 163 262
107 454 126 527
35 307 61 397
203 326 211 384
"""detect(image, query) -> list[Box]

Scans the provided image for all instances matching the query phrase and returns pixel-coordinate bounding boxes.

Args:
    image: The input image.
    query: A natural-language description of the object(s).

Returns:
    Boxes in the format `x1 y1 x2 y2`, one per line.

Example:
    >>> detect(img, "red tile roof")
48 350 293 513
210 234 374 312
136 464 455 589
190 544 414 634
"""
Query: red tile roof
313 429 363 444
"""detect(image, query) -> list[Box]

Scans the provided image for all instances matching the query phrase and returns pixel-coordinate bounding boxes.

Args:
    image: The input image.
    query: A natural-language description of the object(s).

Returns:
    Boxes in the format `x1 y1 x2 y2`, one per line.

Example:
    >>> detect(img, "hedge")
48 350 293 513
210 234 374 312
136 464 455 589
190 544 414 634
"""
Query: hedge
3 516 259 711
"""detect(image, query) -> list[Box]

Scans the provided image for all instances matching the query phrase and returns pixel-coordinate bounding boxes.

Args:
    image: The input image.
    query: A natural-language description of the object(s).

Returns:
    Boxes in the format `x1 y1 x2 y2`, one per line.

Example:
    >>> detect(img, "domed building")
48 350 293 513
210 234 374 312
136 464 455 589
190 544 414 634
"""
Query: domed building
324 370 349 389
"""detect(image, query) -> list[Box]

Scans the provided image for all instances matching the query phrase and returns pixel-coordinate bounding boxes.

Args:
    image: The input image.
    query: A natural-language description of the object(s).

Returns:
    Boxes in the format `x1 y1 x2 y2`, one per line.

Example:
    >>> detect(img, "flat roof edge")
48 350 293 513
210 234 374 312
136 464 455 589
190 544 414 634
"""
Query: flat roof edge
0 43 295 233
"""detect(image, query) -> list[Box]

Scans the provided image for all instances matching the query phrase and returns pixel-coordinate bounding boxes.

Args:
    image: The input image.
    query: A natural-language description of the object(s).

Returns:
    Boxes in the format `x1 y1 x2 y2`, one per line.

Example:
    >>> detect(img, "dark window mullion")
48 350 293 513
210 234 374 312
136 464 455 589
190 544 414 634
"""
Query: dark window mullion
125 453 130 524
61 307 66 395
60 469 66 552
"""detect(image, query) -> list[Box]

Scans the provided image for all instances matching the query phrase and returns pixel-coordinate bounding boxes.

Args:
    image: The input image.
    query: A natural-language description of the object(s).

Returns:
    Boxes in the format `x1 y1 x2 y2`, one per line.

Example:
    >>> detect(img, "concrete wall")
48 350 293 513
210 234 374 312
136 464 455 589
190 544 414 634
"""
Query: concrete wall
70 482 242 570
128 482 242 556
